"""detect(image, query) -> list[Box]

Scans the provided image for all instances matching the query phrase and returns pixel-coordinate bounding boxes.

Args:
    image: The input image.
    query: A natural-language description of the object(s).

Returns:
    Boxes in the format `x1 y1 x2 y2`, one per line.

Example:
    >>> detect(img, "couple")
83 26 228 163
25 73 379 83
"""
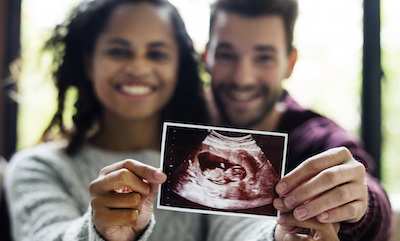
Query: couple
4 0 392 241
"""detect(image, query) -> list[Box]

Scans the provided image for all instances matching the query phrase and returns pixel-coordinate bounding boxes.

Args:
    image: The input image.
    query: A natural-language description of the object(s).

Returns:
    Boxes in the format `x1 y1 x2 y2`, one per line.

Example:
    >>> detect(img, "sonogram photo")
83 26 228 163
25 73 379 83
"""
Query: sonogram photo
158 122 288 218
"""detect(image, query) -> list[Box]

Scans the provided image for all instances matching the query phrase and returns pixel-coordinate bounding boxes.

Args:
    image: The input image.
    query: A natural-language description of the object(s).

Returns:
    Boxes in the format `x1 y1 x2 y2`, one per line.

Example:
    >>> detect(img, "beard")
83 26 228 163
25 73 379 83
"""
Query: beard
212 82 283 128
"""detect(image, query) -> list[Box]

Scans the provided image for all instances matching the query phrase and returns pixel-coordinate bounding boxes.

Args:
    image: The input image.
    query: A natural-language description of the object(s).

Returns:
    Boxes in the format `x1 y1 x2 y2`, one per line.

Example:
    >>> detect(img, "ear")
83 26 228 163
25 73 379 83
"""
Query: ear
285 47 297 79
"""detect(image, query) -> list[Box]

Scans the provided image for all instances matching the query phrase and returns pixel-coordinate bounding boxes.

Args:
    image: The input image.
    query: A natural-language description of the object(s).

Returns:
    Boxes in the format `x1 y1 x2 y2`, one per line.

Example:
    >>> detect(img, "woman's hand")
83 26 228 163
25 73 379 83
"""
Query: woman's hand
89 159 167 241
275 213 340 241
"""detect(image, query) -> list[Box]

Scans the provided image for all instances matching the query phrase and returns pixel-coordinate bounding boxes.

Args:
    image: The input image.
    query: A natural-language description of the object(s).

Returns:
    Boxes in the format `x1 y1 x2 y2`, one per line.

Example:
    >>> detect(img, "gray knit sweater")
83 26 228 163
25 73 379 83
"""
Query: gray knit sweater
4 141 276 241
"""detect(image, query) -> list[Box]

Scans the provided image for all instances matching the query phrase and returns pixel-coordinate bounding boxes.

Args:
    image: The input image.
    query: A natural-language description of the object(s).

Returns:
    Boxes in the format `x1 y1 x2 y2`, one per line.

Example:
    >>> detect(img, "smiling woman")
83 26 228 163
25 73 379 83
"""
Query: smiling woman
16 0 213 151
5 0 211 240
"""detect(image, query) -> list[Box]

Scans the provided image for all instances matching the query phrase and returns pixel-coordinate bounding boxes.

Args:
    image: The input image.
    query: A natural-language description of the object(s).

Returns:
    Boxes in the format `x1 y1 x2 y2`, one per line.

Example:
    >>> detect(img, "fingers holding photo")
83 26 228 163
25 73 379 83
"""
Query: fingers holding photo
99 159 167 184
290 178 367 223
275 147 368 223
89 159 167 241
276 147 355 197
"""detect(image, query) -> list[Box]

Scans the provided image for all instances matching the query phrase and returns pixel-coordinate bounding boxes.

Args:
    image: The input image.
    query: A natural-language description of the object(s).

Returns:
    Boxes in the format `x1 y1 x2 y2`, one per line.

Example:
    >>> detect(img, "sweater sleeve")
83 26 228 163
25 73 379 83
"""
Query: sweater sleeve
4 151 105 241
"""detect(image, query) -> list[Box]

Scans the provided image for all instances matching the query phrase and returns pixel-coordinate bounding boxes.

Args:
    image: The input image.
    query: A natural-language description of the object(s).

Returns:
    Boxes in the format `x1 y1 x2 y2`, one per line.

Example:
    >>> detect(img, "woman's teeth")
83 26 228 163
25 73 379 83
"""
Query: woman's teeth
121 85 152 95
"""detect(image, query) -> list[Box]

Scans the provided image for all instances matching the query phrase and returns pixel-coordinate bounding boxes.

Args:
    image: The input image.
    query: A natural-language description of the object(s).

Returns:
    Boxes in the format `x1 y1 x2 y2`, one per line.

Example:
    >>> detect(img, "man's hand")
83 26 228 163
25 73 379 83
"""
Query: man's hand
275 213 340 241
89 159 167 241
274 147 368 223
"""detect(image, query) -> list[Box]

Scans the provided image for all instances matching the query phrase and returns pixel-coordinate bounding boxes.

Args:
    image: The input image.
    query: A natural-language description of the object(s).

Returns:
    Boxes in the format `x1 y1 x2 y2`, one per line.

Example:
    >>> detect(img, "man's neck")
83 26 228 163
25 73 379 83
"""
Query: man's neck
251 102 286 132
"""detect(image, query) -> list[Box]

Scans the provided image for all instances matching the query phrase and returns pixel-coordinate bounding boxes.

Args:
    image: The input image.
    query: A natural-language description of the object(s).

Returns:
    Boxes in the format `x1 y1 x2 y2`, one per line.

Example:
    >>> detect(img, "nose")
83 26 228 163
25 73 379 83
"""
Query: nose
124 57 151 77
231 58 257 87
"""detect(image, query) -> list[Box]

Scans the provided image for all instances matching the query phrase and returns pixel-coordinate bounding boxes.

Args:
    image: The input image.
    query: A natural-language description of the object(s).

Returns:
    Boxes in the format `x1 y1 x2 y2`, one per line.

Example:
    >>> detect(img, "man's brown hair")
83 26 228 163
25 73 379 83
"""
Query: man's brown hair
210 0 298 54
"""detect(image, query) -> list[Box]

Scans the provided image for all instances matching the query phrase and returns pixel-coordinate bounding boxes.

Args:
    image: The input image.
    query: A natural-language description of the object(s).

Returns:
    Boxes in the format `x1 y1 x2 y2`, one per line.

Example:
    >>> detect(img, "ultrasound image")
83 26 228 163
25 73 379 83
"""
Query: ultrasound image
169 130 280 210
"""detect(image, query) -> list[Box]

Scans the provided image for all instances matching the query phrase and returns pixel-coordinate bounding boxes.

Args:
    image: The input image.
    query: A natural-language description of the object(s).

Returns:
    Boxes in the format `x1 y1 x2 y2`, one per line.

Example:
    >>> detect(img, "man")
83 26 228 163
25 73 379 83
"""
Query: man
203 0 393 240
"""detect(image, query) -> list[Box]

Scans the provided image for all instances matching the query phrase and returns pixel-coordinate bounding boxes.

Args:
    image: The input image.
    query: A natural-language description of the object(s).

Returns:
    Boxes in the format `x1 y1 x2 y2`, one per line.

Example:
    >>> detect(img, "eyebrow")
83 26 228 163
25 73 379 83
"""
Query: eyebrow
216 42 277 53
215 42 234 50
107 38 171 49
107 38 131 47
254 45 277 53
148 41 170 48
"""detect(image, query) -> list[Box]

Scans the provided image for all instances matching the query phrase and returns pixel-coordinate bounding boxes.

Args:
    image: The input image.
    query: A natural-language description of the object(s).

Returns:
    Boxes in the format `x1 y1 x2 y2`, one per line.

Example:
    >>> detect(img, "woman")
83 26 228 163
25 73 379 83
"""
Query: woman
5 0 209 240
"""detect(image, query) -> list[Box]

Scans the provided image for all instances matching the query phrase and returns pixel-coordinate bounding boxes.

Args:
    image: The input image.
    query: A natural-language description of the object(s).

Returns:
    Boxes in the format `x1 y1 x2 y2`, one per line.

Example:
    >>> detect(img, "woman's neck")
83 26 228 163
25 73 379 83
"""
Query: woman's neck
88 113 161 153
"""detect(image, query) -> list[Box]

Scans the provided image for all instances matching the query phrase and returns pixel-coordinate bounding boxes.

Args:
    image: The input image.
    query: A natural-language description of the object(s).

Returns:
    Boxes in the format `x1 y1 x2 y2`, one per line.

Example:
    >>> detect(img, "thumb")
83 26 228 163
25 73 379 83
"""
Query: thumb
142 182 161 205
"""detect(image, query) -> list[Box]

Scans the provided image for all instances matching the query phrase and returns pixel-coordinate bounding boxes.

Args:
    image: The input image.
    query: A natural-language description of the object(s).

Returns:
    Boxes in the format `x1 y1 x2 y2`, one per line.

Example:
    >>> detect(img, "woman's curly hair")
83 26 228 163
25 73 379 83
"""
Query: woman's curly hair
42 0 209 155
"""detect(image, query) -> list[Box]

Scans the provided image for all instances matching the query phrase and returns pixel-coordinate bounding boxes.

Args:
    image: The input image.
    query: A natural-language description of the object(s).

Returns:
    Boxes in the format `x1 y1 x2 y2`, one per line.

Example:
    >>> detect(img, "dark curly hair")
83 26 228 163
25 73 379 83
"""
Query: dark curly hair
42 0 209 155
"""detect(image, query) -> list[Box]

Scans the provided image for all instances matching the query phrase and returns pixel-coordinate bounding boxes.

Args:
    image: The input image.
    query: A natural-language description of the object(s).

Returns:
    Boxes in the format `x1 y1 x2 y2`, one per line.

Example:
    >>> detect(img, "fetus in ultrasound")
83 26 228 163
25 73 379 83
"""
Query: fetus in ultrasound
170 130 280 210
199 152 246 185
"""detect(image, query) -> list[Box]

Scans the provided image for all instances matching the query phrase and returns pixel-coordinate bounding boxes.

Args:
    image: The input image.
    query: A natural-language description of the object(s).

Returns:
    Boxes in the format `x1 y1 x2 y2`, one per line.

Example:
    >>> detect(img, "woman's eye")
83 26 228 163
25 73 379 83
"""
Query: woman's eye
106 48 132 58
147 51 168 61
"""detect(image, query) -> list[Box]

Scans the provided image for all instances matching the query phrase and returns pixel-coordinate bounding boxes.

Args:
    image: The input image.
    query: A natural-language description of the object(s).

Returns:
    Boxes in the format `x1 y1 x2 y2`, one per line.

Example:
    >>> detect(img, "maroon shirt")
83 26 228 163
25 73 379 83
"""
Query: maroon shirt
276 91 393 241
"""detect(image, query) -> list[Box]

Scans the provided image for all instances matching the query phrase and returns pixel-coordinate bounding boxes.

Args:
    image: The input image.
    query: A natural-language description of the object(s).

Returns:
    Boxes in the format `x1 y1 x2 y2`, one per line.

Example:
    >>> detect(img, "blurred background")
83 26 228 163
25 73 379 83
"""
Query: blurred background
0 0 399 239
12 0 400 194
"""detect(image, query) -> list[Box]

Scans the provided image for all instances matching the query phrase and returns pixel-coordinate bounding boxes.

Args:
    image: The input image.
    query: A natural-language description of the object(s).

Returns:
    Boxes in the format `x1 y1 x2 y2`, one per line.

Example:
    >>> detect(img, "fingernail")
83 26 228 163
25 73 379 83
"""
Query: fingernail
276 182 287 194
274 198 285 209
295 208 308 220
285 195 296 208
320 212 329 220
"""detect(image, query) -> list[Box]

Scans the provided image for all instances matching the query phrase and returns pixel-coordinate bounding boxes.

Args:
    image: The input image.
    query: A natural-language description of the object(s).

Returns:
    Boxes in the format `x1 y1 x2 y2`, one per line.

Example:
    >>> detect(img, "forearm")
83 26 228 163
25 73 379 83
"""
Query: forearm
7 198 104 241
4 159 103 240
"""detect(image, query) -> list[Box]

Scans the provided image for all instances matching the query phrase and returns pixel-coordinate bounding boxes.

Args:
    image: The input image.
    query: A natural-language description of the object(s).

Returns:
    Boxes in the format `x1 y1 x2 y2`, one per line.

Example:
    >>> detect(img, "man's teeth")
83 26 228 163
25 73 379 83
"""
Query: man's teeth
121 85 152 95
231 91 256 101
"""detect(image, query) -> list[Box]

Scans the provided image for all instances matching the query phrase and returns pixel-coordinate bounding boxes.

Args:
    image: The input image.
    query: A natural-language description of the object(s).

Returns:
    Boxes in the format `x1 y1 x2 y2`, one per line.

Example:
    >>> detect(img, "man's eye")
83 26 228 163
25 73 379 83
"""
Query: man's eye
215 52 237 61
106 48 132 58
147 51 168 61
255 55 273 63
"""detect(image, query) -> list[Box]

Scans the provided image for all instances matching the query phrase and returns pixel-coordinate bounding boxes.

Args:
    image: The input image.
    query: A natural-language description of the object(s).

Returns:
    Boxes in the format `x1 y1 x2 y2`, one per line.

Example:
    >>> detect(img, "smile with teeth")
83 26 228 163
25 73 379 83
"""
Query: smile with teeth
229 90 260 101
120 85 153 96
